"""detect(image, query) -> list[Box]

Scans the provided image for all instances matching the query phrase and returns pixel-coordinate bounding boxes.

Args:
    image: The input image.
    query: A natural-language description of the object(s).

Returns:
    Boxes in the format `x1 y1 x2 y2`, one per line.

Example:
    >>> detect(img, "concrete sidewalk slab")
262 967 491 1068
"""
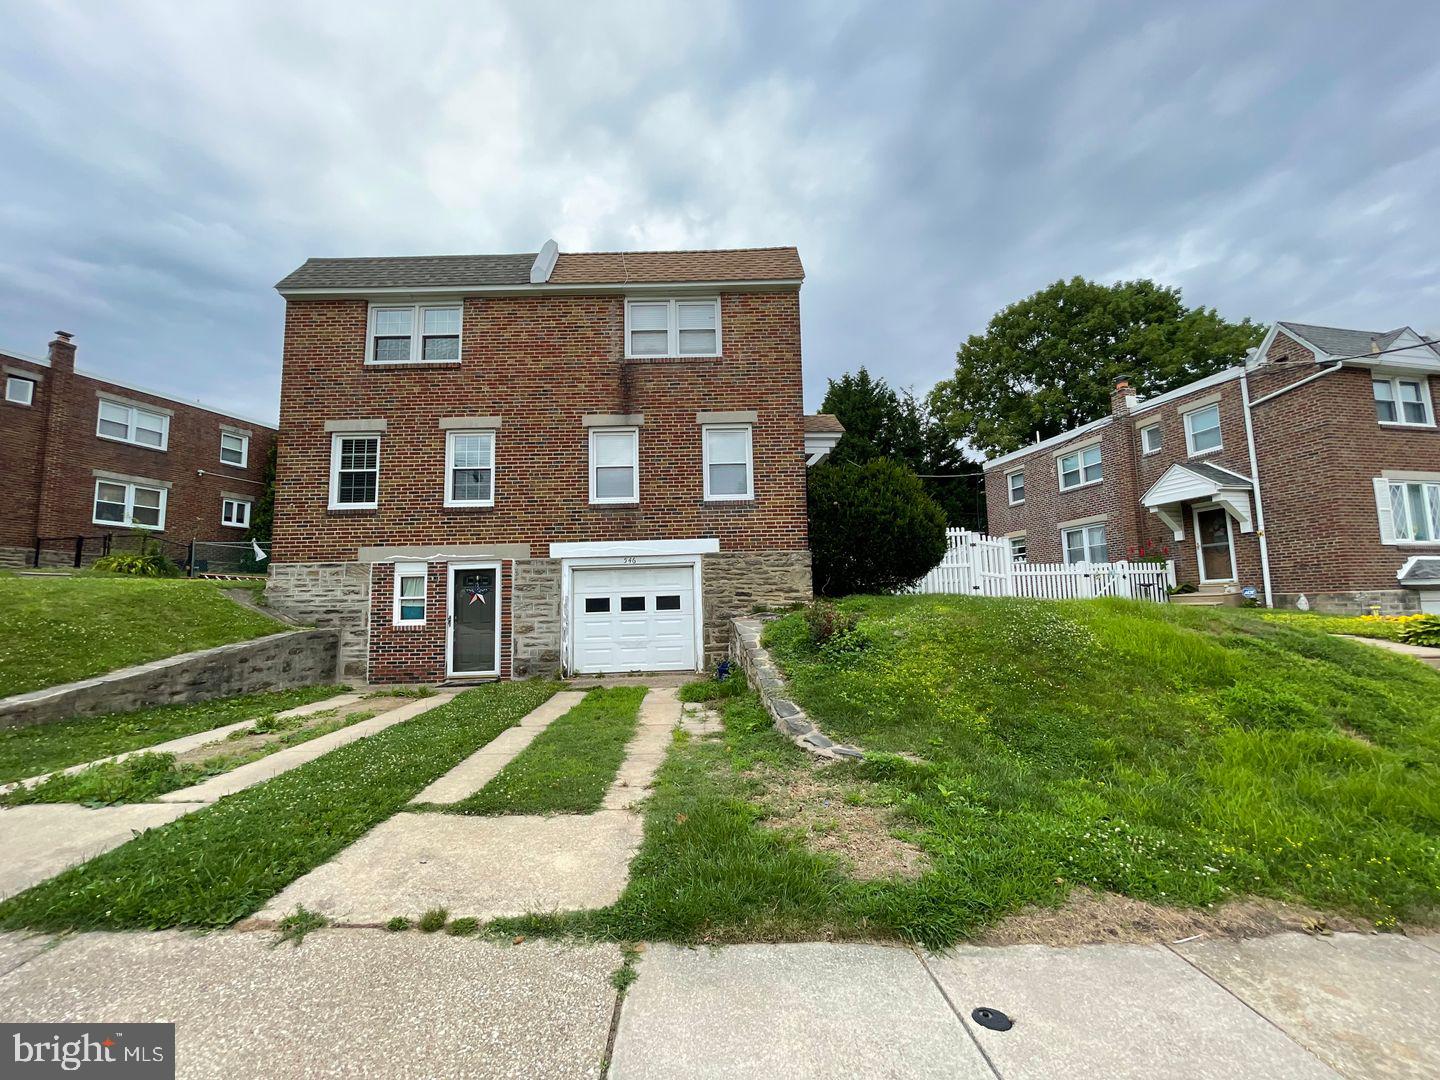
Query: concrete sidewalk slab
255 810 643 924
924 942 1339 1079
0 932 53 976
610 942 989 1079
601 687 678 810
156 692 456 803
1175 932 1440 1080
0 802 191 899
0 929 619 1080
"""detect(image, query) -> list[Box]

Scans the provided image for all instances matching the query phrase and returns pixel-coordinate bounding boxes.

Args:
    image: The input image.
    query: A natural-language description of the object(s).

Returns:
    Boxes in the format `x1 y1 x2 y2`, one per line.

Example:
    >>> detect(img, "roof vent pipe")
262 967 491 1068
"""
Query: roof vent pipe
530 239 559 284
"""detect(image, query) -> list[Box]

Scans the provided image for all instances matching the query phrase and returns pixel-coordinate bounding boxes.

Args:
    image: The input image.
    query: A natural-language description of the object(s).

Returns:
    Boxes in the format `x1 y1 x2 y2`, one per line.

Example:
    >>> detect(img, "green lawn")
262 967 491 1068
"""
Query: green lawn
0 576 291 697
0 681 558 930
426 686 645 816
0 686 344 784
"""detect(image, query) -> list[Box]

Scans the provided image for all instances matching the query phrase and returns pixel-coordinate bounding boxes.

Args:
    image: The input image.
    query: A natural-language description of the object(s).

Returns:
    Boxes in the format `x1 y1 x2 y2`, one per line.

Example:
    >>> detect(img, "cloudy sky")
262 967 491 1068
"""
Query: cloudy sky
2 1 1438 424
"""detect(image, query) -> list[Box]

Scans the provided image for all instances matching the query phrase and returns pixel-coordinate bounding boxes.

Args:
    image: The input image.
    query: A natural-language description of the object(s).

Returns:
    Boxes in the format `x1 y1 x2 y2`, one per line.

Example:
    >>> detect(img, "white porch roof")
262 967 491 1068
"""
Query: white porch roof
1141 461 1255 539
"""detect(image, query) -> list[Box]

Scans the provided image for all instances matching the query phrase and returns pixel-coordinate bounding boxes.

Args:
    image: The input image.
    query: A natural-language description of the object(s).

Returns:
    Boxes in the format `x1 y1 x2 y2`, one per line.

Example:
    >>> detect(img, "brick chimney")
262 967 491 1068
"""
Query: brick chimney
47 330 76 373
1110 374 1138 415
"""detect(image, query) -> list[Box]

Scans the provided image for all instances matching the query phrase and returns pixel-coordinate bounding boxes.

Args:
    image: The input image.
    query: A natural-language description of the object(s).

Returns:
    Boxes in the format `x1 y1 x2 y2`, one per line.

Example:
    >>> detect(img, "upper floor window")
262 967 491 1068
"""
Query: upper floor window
1183 404 1222 455
220 431 249 467
625 298 720 358
1388 481 1440 543
5 375 34 405
368 303 462 364
221 497 252 529
1058 444 1102 490
590 427 638 504
329 433 380 509
445 430 496 507
1374 377 1432 427
97 398 168 450
703 424 753 501
1062 523 1108 564
1140 424 1162 454
1006 470 1025 504
93 478 166 530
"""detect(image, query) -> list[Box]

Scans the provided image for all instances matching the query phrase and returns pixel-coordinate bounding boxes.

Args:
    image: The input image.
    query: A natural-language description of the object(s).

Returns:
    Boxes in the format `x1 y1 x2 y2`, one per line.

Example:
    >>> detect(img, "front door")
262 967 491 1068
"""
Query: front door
1193 506 1236 583
448 565 499 676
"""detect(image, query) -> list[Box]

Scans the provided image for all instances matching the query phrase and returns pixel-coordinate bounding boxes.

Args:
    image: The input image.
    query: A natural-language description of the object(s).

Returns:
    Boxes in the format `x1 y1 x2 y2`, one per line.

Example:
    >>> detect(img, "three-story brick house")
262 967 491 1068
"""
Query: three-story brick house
984 321 1440 613
267 243 835 681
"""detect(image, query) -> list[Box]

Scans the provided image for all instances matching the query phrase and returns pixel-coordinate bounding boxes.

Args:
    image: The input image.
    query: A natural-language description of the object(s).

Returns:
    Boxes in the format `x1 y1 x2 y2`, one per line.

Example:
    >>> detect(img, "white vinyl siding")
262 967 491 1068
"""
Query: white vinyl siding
1062 524 1107 564
624 298 720 358
367 303 462 364
394 562 427 625
220 431 249 467
1183 404 1223 455
1057 445 1102 490
5 376 34 405
445 430 496 507
1007 470 1025 504
93 478 166 530
329 434 380 509
97 399 169 450
589 427 639 504
221 497 251 529
1373 377 1432 427
702 424 753 501
1379 479 1440 544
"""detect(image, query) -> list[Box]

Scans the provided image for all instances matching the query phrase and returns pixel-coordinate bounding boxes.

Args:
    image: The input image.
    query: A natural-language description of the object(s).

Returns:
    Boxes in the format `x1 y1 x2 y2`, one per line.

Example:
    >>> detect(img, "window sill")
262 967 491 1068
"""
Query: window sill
1378 421 1436 430
443 503 496 511
362 360 463 369
588 501 641 508
703 497 755 505
1007 499 1025 507
93 521 163 532
327 505 378 514
622 354 722 362
1058 479 1103 493
1187 446 1224 459
220 523 248 531
96 433 167 452
393 621 427 629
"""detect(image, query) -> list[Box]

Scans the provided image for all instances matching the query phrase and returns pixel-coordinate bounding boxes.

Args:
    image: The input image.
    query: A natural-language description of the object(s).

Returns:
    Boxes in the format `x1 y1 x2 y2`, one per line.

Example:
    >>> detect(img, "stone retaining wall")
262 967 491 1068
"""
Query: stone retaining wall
0 629 340 730
266 562 370 679
703 551 812 665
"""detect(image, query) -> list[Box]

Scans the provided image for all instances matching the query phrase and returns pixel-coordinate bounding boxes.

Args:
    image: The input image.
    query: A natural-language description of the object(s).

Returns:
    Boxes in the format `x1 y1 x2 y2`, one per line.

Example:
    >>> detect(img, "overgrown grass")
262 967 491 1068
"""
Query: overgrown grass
0 681 558 931
1259 611 1419 641
677 671 747 703
0 576 292 697
0 686 344 784
431 687 645 816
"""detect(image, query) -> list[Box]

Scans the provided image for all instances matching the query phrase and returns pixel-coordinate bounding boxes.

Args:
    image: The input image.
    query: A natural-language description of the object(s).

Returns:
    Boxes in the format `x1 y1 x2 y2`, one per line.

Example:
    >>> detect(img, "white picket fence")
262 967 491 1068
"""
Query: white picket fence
912 529 1175 602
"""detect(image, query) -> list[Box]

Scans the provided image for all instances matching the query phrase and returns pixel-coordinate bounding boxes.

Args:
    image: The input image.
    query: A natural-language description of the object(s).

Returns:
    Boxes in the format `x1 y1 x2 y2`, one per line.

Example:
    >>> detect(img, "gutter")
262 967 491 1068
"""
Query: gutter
1239 370 1274 608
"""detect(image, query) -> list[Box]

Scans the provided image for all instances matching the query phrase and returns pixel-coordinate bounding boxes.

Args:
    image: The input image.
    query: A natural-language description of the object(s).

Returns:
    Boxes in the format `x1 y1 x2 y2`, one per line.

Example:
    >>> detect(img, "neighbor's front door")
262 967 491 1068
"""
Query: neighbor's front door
1193 506 1236 583
449 566 498 676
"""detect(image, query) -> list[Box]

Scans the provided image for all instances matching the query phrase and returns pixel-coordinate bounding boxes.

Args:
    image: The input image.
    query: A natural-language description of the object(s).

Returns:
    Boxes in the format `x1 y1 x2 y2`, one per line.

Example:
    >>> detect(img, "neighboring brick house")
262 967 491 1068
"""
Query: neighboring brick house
983 320 1440 613
0 333 275 568
267 243 837 681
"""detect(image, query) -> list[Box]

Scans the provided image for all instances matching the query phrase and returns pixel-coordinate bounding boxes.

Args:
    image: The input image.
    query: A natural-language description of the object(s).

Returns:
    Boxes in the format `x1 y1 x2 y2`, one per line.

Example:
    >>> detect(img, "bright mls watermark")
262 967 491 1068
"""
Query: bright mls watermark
3 1024 174 1078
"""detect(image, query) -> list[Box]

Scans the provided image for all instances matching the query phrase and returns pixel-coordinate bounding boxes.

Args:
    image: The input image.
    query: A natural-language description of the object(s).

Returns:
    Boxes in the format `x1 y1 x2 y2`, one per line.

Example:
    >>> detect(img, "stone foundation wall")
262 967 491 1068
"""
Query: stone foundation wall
266 562 370 679
512 558 562 678
1272 589 1421 616
0 629 339 730
701 550 813 666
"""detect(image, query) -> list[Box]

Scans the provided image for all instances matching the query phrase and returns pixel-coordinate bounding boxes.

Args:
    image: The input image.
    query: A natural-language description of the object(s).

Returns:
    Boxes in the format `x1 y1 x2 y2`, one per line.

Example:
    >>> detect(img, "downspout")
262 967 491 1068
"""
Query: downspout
1240 369 1274 608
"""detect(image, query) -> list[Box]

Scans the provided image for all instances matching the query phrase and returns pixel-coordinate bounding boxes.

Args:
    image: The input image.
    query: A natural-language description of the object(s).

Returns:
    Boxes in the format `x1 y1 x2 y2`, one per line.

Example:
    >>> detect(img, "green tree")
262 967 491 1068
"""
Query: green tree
808 457 948 596
237 441 276 572
932 278 1264 456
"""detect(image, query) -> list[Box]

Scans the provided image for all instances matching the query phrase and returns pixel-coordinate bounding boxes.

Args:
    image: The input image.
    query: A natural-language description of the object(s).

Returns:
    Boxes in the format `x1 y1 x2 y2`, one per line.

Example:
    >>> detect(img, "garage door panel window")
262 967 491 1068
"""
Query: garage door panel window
621 596 646 612
655 595 681 611
585 597 611 613
446 430 495 507
93 478 166 530
590 428 638 504
703 424 753 501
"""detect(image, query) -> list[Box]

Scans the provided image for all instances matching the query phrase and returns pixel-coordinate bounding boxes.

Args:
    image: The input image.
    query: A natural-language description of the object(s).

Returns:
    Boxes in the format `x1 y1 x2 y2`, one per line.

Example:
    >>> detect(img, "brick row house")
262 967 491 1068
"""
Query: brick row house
984 321 1440 613
266 243 838 681
0 333 275 568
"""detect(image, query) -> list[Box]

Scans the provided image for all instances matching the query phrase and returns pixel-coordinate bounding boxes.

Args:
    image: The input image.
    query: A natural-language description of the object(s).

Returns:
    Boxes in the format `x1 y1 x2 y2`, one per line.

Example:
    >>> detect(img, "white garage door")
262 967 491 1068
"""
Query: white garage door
572 564 697 673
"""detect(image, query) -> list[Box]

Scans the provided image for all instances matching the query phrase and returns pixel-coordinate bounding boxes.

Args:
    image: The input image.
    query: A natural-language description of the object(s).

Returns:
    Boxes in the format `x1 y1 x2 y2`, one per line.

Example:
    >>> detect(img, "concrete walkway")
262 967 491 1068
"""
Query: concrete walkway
1 929 1434 1079
255 687 684 925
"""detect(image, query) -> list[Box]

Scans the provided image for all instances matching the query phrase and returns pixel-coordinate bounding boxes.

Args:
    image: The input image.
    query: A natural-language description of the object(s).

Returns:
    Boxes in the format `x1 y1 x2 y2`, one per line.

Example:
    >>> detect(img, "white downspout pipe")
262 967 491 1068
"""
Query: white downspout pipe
1240 369 1274 608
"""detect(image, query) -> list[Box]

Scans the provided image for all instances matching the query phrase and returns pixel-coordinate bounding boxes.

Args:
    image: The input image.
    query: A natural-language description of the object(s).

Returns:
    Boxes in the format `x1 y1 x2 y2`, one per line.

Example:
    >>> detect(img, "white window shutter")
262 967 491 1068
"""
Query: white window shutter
1374 478 1397 544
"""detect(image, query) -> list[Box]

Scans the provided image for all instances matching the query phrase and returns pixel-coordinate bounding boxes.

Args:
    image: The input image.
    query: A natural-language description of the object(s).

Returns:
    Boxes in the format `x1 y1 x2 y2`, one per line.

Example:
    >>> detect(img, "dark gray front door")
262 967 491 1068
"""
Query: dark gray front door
450 567 498 675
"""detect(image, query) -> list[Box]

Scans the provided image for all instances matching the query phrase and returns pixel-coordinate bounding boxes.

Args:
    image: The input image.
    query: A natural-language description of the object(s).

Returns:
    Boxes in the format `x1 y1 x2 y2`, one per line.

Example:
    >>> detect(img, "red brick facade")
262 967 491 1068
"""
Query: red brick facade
0 334 275 567
985 323 1440 611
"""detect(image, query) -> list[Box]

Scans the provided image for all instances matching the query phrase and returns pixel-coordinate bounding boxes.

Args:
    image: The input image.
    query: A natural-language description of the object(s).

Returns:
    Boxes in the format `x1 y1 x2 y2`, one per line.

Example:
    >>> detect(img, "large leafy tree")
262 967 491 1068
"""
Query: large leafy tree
932 278 1264 456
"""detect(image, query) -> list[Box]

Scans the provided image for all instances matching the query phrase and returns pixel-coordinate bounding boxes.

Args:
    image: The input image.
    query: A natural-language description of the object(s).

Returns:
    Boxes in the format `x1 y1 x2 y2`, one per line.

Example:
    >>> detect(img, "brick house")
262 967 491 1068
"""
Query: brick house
266 243 837 681
983 321 1440 613
1 333 275 568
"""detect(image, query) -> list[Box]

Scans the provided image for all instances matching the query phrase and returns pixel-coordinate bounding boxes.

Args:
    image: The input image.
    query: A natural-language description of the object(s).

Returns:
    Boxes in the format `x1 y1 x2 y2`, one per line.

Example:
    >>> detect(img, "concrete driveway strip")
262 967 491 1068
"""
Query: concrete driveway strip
1173 932 1440 1080
0 931 54 976
924 942 1340 1079
0 929 620 1080
609 942 993 1080
0 802 192 900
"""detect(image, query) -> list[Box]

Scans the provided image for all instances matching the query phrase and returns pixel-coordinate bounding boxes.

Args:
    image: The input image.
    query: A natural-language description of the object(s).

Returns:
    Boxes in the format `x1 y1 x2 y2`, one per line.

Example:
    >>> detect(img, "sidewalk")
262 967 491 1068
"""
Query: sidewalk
1 929 1435 1079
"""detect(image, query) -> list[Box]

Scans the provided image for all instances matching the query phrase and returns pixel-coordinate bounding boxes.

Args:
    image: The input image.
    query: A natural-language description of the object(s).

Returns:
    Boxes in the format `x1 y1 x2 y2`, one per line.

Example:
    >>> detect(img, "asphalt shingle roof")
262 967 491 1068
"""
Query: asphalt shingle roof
1278 322 1407 359
276 254 537 291
803 413 845 435
1398 557 1440 585
1180 461 1252 488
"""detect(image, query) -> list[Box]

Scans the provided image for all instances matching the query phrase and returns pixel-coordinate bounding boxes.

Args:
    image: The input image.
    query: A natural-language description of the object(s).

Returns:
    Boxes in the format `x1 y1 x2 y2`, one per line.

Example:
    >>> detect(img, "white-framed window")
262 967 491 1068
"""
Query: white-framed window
5 375 34 405
702 424 753 501
220 431 249 467
1062 523 1108 564
329 433 380 509
1140 424 1163 454
1183 404 1223 455
1387 481 1440 543
445 430 496 507
97 399 169 450
1006 470 1025 504
625 298 721 358
367 303 462 364
1373 377 1432 426
393 562 428 625
1058 444 1102 490
221 497 252 529
1010 535 1027 561
93 478 167 530
589 427 639 504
